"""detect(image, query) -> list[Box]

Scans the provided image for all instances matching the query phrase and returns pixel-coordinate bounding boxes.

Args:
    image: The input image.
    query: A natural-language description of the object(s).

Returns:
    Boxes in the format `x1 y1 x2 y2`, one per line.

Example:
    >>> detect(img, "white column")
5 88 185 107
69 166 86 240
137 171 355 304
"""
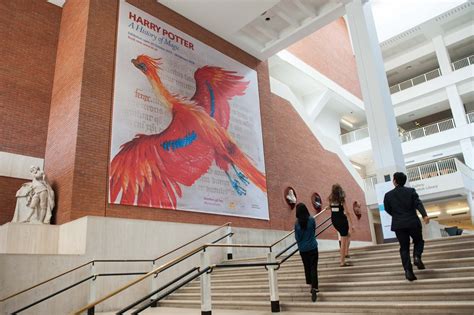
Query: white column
446 85 468 126
433 35 468 127
150 261 159 305
345 0 405 183
200 250 212 315
460 138 474 169
432 35 452 75
226 226 233 260
89 262 97 311
267 251 280 313
467 191 474 225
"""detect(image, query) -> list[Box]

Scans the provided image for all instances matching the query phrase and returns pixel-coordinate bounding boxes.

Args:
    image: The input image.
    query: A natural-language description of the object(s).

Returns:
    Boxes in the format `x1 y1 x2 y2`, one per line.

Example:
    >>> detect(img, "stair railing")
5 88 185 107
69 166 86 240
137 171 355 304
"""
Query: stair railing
73 209 333 314
4 222 232 315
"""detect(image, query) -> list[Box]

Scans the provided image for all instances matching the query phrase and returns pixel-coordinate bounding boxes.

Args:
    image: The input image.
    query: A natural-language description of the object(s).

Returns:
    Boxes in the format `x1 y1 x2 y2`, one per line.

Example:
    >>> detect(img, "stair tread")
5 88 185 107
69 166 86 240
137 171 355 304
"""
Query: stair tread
171 287 474 297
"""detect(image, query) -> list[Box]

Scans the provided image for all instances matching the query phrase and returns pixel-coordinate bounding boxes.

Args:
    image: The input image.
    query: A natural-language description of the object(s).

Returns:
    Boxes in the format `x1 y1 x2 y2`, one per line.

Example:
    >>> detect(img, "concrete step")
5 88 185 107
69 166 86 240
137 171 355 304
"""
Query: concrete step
307 239 474 261
212 257 474 278
177 277 474 293
166 288 474 302
187 267 474 286
216 249 474 275
158 300 474 314
227 235 474 264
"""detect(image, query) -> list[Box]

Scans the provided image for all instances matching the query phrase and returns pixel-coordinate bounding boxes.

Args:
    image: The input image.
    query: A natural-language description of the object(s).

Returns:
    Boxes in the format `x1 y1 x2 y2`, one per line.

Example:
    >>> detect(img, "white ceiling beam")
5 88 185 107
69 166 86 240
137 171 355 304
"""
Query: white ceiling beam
275 10 300 28
294 0 317 17
254 24 279 41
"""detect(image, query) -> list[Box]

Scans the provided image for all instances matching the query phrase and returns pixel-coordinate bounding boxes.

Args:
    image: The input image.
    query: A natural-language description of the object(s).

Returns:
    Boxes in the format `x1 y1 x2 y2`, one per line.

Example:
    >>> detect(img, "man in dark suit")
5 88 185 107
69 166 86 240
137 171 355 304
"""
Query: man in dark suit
383 172 430 281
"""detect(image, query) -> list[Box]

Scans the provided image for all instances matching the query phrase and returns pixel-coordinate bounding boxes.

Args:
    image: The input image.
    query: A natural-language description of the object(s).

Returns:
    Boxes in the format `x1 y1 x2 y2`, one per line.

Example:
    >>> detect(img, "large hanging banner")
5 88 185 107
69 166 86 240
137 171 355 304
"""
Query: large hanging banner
109 1 269 220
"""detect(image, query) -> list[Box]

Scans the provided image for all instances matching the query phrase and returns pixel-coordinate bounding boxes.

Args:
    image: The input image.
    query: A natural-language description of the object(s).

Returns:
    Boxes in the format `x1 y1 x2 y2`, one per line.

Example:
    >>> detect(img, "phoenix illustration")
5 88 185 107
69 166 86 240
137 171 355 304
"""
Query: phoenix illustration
109 55 267 208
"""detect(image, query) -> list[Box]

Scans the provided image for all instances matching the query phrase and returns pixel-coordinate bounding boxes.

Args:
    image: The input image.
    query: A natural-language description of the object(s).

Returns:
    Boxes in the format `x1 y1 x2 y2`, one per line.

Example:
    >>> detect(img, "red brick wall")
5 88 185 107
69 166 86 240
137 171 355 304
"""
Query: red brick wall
288 18 362 99
0 177 27 224
44 0 91 224
0 0 61 157
40 0 369 241
268 95 369 240
0 0 61 223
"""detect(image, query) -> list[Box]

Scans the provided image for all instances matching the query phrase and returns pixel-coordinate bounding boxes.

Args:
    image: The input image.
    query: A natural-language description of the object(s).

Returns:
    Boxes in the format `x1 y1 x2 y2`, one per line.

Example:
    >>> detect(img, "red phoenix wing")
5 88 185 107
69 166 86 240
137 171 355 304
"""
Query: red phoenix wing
109 110 214 209
191 66 249 129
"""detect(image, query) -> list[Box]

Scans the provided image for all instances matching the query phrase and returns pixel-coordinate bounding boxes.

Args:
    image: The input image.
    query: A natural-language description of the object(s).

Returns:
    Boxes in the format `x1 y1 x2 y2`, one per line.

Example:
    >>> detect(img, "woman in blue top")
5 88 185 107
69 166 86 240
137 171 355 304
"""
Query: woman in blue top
295 203 319 302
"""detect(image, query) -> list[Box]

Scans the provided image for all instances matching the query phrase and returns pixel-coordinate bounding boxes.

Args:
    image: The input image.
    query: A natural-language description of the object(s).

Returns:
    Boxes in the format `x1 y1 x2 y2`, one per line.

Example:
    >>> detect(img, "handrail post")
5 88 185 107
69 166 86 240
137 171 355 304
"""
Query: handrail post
267 251 280 313
226 225 233 260
200 249 212 315
88 262 96 315
150 261 158 307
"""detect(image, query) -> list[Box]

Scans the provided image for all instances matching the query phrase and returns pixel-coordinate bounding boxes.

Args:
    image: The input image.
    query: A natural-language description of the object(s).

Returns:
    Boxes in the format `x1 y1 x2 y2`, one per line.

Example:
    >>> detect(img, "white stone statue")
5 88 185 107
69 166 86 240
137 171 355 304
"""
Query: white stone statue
11 166 55 224
286 188 297 204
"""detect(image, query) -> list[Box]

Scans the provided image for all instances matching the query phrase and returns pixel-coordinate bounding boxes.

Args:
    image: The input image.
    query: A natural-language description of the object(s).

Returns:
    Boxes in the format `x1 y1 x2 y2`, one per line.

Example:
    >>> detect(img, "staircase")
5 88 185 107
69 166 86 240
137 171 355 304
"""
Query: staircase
155 235 474 314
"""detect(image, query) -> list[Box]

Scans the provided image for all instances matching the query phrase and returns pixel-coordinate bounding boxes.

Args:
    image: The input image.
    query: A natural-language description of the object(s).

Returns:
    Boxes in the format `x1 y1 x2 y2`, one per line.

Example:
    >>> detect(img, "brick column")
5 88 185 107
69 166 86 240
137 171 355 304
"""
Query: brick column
45 0 116 223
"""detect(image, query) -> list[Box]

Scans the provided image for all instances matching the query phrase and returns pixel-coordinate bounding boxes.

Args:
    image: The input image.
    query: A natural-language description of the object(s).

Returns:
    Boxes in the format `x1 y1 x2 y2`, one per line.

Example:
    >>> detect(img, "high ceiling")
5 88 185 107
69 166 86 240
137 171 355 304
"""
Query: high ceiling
158 0 350 60
49 0 349 60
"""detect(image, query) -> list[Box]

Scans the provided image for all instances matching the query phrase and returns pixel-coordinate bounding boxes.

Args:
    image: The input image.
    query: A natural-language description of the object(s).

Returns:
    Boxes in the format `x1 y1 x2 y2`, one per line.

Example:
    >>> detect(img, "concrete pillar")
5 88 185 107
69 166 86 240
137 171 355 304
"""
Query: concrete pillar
226 226 233 260
433 35 468 127
446 85 468 127
467 191 474 225
200 250 212 315
345 0 405 183
432 35 452 75
267 251 280 312
460 138 474 169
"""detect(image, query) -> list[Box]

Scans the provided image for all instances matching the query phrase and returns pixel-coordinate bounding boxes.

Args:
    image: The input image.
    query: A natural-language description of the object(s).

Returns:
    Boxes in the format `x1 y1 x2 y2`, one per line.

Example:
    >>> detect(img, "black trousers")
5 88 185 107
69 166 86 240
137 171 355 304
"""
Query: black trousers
395 227 424 271
300 248 319 290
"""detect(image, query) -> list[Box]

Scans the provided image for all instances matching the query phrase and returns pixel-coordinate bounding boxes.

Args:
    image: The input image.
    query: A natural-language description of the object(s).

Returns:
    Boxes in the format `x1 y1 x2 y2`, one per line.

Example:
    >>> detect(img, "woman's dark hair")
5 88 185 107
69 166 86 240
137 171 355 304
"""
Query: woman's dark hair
329 184 345 204
296 203 310 230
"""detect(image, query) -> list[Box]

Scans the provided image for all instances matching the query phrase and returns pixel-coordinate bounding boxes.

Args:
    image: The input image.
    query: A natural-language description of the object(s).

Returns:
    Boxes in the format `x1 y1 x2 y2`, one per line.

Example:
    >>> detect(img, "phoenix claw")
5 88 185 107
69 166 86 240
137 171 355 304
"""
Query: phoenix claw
232 164 250 185
231 179 247 196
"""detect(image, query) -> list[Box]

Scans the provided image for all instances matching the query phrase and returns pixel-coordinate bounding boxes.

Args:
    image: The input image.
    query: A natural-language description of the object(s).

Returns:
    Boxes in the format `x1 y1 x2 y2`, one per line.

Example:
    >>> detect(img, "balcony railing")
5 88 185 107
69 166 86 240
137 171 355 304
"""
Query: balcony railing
340 127 369 144
407 158 457 182
364 158 458 192
468 112 474 124
389 54 474 94
401 118 455 142
342 113 472 145
364 175 377 192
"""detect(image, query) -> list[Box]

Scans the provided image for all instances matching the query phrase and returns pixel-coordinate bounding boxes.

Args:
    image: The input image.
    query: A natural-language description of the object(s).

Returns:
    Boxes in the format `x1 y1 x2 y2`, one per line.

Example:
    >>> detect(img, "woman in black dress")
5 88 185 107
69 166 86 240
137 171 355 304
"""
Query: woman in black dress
328 184 354 267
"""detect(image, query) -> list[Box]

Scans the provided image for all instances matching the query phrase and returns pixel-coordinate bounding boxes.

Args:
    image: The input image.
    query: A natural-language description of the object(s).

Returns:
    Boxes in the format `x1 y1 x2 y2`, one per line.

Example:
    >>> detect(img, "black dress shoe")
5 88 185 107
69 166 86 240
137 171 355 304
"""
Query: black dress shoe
414 256 426 270
405 269 417 281
311 288 318 302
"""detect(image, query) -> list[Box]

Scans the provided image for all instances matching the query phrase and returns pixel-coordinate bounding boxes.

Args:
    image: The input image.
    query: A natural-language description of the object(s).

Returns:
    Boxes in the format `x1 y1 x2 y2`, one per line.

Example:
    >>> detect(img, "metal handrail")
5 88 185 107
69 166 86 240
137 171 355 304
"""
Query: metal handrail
150 222 231 263
74 216 333 314
120 219 333 315
73 243 273 314
10 272 151 315
1 222 231 303
129 267 212 315
276 215 332 259
117 267 200 314
270 207 330 248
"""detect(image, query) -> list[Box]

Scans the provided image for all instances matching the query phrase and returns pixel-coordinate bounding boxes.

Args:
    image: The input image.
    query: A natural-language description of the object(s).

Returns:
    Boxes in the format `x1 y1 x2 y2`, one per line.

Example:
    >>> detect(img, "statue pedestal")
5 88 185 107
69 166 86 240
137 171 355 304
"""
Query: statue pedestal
0 222 59 254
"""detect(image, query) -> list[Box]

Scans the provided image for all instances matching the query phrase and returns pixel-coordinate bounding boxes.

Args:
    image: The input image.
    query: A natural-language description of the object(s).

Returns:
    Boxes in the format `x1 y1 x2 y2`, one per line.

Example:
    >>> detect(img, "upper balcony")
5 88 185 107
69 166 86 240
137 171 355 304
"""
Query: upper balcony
365 158 473 206
389 54 474 94
341 112 473 145
340 112 474 163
